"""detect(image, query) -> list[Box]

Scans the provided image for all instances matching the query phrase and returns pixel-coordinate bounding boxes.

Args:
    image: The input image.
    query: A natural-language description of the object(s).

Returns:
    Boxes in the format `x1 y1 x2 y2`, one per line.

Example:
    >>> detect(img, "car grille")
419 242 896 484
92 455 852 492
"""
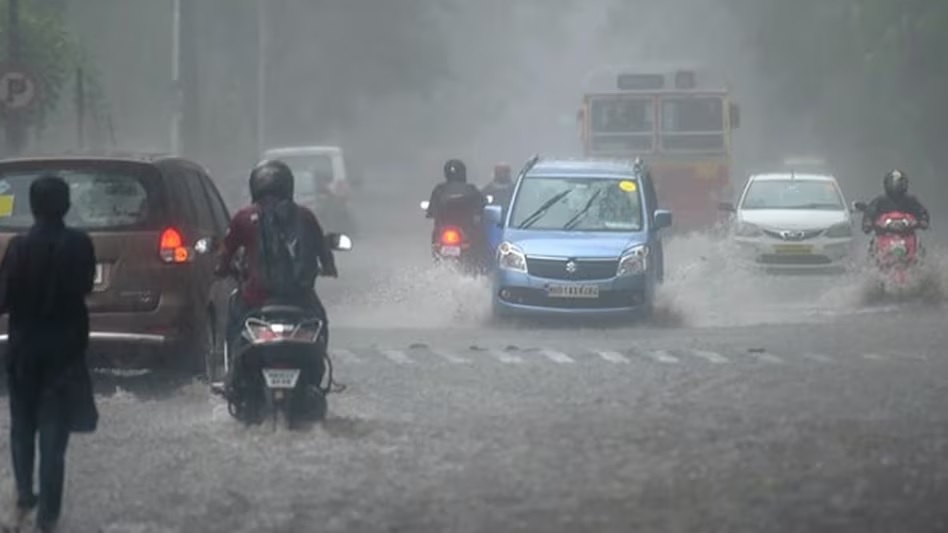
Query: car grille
757 254 833 265
498 287 644 309
526 257 618 281
762 229 825 241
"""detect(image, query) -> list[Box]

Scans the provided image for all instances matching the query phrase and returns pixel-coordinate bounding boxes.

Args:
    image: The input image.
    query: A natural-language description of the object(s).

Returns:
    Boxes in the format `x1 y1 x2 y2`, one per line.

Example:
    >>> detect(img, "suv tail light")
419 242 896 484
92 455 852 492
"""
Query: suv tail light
159 227 191 264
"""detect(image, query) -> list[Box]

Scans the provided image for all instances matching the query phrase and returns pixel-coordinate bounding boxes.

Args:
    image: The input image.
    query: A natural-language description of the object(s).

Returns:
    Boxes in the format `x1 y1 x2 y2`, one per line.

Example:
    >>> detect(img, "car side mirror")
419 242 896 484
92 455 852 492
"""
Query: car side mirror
717 202 736 212
484 204 503 228
653 209 672 230
852 201 867 212
327 233 353 251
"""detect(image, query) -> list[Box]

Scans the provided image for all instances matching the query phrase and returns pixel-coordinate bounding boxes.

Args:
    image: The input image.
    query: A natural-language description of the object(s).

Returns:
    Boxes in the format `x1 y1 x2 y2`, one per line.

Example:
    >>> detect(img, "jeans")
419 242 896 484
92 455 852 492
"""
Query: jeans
8 373 72 526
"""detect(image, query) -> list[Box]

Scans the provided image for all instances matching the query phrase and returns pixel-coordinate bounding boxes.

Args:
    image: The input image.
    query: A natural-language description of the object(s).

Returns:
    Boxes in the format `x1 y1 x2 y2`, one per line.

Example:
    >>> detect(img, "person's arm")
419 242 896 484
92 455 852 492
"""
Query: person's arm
426 184 441 219
0 236 20 316
79 232 96 295
910 196 930 227
215 210 247 277
308 210 337 277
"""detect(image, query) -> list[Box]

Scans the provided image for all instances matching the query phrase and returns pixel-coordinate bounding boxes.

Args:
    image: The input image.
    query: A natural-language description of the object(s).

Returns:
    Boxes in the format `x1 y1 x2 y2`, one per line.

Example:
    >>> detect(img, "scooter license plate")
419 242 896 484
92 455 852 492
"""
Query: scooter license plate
440 245 462 257
262 368 301 389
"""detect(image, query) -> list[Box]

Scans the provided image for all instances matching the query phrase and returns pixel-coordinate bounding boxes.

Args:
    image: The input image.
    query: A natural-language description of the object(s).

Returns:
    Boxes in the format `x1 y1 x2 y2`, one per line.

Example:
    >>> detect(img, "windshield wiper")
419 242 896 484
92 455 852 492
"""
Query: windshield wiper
517 189 573 229
562 189 602 231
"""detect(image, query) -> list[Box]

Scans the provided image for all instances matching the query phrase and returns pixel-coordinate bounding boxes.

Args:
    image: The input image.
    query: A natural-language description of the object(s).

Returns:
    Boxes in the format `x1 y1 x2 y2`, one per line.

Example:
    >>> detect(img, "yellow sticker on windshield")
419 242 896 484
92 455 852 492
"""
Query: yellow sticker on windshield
618 180 637 192
0 195 14 217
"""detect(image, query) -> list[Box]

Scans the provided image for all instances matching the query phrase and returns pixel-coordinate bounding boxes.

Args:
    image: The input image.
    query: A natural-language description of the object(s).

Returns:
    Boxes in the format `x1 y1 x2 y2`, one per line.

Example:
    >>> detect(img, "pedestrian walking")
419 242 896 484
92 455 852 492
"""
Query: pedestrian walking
0 175 98 532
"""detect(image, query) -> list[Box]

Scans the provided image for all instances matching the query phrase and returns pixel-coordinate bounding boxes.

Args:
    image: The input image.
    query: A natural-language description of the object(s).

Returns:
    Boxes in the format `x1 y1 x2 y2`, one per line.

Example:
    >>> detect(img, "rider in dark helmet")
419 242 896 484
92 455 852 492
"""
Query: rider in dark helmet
481 162 515 209
216 159 338 349
426 159 488 238
861 169 930 233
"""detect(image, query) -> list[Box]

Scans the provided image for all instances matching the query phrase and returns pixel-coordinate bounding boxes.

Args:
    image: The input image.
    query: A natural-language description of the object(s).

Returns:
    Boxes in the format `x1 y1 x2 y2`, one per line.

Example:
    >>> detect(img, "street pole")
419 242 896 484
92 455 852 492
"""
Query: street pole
256 0 267 156
4 0 24 156
170 0 182 155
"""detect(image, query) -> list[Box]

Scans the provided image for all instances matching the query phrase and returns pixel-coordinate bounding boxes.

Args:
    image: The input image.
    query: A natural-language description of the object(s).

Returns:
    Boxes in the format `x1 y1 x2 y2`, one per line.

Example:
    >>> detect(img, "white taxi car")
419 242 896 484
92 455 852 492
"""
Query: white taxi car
719 172 855 271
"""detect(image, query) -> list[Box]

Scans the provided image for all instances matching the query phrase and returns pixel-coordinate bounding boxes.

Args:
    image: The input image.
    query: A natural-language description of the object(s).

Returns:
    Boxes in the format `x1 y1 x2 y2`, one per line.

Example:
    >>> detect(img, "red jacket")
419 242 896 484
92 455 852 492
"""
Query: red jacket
216 201 335 308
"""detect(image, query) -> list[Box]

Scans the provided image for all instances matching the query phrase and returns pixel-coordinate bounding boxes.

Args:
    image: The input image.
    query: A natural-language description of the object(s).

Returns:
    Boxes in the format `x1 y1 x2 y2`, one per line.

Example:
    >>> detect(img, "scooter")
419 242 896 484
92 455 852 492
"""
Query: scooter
420 196 493 276
853 202 923 294
214 233 353 429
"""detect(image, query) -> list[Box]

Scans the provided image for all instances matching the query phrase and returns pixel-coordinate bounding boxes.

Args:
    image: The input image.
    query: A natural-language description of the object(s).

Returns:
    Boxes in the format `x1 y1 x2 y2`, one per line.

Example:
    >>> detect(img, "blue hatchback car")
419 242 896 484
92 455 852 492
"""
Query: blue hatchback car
485 158 672 319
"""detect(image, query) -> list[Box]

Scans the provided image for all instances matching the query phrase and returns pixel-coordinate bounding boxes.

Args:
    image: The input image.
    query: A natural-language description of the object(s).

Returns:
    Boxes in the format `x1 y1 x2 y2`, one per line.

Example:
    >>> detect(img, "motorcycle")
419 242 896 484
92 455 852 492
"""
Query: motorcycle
420 196 493 276
214 233 353 429
853 202 923 293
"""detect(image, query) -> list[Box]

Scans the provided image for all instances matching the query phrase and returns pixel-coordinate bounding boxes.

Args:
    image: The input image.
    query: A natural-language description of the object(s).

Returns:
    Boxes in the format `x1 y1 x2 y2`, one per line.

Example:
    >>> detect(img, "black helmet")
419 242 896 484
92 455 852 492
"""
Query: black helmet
444 159 467 183
883 169 908 199
250 159 294 202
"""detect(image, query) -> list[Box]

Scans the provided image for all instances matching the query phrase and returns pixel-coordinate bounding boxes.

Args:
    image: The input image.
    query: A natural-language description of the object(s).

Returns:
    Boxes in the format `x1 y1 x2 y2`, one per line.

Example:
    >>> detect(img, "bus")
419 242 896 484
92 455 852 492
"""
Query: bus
577 66 740 230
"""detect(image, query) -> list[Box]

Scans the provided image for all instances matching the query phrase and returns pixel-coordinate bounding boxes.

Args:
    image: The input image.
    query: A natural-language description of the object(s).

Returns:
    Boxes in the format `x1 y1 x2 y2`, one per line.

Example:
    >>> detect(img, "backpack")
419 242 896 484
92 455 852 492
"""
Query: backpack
255 201 312 300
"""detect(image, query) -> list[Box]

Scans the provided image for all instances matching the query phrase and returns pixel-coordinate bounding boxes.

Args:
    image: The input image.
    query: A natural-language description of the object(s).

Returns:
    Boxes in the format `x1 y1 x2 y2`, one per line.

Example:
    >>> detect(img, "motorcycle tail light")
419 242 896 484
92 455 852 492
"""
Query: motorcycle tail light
440 228 462 245
245 323 277 342
290 323 323 343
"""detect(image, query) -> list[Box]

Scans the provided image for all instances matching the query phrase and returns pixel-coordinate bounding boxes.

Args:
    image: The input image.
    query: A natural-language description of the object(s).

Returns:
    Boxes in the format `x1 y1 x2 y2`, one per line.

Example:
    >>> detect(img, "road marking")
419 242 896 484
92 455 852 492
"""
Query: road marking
381 349 413 364
645 350 679 364
861 353 886 361
330 349 361 364
489 349 524 364
748 351 784 364
802 353 834 363
429 349 469 364
541 349 574 364
687 349 728 364
595 350 629 364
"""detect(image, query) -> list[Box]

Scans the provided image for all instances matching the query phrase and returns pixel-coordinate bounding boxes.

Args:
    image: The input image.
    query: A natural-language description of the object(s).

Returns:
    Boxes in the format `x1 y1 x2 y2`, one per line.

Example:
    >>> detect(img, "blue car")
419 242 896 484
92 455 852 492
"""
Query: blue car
485 158 672 319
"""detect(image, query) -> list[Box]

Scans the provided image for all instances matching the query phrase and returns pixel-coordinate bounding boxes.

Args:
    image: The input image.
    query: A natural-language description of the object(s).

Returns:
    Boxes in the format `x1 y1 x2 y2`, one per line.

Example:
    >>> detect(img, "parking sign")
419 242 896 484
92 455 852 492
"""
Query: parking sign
0 66 38 112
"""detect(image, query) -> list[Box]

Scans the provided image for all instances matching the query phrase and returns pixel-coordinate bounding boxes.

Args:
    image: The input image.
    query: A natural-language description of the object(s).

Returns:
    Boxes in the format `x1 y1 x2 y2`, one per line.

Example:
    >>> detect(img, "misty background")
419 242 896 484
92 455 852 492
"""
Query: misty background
3 0 946 215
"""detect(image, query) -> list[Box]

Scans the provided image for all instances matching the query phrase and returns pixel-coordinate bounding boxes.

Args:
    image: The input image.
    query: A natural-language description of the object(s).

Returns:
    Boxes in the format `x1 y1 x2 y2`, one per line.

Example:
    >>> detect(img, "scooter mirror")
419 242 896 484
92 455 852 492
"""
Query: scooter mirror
852 201 867 212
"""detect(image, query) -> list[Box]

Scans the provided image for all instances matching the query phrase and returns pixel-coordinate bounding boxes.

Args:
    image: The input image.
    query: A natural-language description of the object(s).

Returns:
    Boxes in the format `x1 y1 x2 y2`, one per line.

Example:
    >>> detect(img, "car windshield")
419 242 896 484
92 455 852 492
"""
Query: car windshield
741 179 843 210
0 165 163 230
269 154 335 197
509 175 644 232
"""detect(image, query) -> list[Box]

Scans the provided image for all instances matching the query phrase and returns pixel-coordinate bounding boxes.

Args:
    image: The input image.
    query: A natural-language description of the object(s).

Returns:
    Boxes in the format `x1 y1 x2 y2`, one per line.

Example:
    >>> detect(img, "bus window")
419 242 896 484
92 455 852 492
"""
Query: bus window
660 96 726 152
588 96 655 153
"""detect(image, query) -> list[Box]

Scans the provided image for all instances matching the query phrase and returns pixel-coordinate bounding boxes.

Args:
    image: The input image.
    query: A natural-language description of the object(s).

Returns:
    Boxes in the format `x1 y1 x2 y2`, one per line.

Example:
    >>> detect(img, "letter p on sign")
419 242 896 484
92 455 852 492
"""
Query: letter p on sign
0 69 37 111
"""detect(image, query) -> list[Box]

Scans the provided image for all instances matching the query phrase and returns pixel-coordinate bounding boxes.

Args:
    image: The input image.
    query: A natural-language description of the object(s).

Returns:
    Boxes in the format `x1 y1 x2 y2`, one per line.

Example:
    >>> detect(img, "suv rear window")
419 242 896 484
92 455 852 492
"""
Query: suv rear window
0 161 167 230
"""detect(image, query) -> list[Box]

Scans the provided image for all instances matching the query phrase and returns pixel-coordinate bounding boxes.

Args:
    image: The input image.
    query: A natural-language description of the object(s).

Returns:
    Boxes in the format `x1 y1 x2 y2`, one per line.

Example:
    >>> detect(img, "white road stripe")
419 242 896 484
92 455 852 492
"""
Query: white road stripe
688 349 728 364
645 350 679 364
490 350 524 364
861 353 886 361
430 349 469 364
802 353 834 363
381 349 413 364
595 350 630 364
748 351 784 364
541 349 575 364
330 349 361 364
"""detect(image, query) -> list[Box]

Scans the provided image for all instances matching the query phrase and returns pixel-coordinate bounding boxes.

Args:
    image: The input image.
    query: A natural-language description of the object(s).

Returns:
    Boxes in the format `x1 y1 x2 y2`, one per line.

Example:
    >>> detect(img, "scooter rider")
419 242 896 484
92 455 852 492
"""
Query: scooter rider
426 159 488 246
861 169 930 233
215 160 338 350
481 162 515 209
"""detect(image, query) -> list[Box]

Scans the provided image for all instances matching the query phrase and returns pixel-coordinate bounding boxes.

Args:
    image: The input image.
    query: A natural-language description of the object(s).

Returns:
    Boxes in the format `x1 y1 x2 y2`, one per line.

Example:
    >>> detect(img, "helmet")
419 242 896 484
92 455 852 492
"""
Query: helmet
443 159 467 183
250 159 294 203
493 163 512 184
883 169 908 199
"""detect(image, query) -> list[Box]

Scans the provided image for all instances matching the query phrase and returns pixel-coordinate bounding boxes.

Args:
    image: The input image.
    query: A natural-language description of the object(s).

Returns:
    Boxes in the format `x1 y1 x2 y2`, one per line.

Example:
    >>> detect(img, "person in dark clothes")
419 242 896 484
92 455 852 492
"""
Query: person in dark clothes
0 175 97 532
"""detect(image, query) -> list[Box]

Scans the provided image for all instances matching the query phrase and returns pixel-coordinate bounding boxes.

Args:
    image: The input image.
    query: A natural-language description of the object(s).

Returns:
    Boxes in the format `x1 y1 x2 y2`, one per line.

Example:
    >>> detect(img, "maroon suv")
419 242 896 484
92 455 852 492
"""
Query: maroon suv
0 154 235 376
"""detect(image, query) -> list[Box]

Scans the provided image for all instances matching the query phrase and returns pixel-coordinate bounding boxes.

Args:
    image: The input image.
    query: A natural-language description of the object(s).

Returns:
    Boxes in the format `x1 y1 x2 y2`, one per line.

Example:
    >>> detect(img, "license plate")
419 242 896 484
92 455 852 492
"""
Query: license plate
94 264 104 285
262 368 300 389
440 245 461 257
774 244 813 255
547 284 599 299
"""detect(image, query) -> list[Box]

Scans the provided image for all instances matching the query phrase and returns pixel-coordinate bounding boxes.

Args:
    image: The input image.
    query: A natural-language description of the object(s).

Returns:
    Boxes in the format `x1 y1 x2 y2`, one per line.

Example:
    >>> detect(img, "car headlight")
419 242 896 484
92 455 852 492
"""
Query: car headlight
734 222 762 237
824 222 853 238
617 245 649 277
497 241 527 273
